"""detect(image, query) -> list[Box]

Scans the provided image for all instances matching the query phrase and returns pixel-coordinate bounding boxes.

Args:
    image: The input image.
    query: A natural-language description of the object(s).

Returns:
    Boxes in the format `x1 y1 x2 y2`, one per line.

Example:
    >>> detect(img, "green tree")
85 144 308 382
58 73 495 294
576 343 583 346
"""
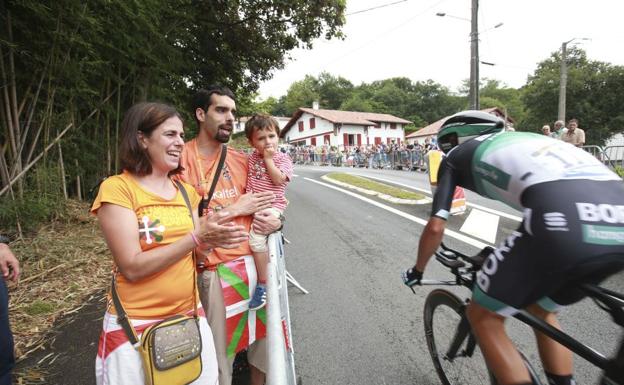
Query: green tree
522 47 624 144
317 72 354 109
283 75 320 114
479 79 526 127
0 0 346 231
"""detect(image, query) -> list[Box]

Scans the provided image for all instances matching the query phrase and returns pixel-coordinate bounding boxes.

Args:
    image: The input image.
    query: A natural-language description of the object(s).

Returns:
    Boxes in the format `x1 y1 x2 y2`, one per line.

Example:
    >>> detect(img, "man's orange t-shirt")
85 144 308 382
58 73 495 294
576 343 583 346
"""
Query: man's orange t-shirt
91 171 201 319
179 139 253 268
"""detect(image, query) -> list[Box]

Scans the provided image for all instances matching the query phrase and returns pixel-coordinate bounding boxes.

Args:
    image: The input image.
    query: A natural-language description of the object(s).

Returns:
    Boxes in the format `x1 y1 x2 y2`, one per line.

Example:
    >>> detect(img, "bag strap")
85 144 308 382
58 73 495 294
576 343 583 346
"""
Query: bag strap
175 180 198 319
110 180 201 346
208 144 227 203
111 275 139 345
198 144 227 217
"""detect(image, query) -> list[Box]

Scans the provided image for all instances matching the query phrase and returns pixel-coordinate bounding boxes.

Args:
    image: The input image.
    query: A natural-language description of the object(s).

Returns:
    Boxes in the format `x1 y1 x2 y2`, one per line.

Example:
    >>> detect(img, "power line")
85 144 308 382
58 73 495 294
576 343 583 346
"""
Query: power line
347 0 409 16
324 0 448 67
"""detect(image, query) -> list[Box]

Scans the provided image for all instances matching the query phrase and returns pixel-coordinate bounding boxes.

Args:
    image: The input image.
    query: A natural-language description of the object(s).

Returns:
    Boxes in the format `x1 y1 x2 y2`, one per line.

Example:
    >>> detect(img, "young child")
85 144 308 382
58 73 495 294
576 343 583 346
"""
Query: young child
245 114 293 310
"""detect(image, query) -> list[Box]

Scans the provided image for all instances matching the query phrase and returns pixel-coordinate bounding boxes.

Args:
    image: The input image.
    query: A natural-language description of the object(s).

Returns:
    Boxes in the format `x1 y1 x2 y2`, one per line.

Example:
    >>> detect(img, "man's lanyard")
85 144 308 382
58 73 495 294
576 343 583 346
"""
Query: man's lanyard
194 141 227 217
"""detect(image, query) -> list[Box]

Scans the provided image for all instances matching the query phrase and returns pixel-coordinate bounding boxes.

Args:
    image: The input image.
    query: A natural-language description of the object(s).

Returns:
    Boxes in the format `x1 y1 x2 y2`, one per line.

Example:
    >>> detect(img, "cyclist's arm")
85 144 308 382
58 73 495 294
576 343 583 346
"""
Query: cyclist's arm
414 159 456 273
415 217 446 272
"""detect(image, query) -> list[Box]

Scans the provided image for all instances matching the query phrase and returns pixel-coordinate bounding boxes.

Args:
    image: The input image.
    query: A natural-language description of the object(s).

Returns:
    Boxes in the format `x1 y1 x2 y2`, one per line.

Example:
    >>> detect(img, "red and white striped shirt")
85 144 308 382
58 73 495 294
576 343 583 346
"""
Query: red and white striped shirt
246 150 293 211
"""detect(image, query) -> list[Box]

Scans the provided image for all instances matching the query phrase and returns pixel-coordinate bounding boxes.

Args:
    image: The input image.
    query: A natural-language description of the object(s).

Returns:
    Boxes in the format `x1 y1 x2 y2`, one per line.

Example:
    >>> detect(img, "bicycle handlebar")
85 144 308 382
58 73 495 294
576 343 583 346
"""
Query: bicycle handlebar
419 279 458 286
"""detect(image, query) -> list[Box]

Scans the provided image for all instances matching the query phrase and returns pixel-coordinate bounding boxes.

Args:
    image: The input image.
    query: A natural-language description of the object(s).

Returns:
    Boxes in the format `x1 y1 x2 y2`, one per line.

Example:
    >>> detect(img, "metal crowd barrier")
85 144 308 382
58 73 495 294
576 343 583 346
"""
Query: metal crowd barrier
266 232 307 385
289 148 428 171
604 145 624 169
581 144 624 170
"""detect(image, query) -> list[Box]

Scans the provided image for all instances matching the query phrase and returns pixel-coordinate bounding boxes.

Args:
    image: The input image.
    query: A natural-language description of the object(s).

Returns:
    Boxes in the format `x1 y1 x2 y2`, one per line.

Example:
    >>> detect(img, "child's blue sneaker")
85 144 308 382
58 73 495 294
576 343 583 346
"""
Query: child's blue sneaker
249 284 267 310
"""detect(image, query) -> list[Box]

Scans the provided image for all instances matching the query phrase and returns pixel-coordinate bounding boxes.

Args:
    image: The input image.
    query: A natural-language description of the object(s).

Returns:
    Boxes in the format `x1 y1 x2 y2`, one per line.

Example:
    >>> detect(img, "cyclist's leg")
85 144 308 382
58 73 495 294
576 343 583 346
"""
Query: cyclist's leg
469 210 572 384
525 303 573 383
466 302 532 384
533 254 624 384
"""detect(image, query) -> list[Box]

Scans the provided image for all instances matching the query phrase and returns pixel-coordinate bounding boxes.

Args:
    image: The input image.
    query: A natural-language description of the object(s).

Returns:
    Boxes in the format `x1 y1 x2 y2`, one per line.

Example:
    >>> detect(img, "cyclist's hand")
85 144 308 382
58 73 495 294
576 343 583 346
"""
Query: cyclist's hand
401 267 423 293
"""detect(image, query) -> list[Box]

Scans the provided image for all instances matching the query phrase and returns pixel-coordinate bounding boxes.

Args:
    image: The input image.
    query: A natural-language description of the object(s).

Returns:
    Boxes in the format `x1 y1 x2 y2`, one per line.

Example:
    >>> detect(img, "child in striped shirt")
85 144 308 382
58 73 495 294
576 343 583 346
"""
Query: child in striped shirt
245 114 293 310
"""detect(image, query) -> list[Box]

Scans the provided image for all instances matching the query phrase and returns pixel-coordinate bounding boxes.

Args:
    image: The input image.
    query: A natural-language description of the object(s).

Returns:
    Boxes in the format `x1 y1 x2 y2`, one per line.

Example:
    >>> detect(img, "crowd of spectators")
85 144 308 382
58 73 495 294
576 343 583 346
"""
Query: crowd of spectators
284 138 439 171
541 118 585 147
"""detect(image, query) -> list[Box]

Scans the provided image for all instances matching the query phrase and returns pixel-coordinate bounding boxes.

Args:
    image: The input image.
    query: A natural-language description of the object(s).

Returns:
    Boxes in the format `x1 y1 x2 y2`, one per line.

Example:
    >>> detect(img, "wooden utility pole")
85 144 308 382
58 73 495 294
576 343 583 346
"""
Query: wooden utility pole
469 0 479 110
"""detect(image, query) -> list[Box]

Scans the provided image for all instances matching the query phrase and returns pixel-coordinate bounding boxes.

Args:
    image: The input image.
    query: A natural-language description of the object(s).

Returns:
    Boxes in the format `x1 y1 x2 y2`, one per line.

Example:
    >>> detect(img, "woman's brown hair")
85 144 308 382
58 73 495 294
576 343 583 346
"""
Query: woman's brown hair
119 102 183 176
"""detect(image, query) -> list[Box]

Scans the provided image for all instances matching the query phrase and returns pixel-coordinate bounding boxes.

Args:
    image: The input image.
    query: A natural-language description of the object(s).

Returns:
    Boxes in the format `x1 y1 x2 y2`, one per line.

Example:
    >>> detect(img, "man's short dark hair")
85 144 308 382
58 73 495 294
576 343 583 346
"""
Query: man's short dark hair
190 85 236 127
119 102 183 176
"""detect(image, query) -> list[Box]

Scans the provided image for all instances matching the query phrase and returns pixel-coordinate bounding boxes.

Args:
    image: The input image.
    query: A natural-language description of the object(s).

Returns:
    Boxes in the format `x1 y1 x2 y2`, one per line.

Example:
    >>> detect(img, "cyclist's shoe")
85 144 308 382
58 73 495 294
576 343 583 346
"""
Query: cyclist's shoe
249 284 267 310
401 267 423 293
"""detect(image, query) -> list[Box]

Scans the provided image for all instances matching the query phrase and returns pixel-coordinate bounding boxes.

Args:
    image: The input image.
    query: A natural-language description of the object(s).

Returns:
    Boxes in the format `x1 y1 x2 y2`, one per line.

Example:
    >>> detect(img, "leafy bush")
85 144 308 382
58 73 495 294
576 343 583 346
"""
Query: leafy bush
615 166 624 179
0 164 67 234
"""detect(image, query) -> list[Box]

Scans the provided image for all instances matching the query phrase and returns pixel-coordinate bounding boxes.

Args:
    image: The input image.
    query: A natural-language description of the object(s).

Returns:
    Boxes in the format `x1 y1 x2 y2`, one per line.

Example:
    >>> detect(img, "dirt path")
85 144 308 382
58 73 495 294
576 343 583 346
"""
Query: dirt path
14 292 104 384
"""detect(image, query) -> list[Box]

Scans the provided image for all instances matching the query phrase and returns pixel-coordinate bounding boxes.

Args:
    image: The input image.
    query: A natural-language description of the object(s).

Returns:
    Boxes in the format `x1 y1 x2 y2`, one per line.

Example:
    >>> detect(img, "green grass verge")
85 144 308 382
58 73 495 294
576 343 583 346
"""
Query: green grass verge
327 173 425 200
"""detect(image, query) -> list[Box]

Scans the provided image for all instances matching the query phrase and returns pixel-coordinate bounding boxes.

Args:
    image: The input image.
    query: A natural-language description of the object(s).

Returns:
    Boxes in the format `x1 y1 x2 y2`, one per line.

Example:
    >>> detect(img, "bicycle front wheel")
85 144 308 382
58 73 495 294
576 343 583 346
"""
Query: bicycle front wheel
424 289 494 385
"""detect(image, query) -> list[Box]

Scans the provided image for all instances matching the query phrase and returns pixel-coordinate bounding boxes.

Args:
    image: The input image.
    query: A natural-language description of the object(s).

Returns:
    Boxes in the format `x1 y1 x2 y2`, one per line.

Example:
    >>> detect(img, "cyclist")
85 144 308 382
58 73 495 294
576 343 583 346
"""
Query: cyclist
402 110 624 385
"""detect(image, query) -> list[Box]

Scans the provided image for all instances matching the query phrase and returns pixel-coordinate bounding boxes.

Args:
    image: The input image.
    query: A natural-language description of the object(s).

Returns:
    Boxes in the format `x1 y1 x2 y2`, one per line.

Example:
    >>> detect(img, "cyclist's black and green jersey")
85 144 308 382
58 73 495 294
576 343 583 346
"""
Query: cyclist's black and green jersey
433 132 624 314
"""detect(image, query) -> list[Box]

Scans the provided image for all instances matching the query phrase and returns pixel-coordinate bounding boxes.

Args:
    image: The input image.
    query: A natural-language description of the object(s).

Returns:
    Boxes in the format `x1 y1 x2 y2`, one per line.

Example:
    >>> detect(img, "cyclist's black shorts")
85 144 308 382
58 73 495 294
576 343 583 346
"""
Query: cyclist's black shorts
472 179 624 316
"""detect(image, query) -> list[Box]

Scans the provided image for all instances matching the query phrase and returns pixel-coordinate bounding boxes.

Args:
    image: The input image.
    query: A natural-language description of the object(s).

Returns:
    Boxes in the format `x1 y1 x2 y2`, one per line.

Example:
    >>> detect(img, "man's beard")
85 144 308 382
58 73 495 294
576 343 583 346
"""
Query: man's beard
215 123 232 143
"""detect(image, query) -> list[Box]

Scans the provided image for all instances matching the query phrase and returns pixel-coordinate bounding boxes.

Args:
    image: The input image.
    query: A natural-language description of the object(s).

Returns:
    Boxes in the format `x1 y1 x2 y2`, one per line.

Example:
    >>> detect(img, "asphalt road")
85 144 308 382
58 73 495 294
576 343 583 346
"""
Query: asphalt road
284 165 623 385
15 164 623 384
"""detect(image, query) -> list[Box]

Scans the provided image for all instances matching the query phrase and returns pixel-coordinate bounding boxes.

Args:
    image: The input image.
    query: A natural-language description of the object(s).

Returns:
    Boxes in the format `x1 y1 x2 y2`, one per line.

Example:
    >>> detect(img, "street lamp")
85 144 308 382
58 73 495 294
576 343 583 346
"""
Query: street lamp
557 37 590 123
436 2 502 110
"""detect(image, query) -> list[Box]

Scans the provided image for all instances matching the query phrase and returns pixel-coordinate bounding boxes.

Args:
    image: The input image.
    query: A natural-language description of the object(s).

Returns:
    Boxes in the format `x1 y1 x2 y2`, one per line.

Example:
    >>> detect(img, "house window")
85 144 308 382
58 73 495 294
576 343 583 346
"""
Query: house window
323 134 331 145
390 123 396 129
311 137 317 146
374 122 381 128
309 118 316 129
298 121 304 132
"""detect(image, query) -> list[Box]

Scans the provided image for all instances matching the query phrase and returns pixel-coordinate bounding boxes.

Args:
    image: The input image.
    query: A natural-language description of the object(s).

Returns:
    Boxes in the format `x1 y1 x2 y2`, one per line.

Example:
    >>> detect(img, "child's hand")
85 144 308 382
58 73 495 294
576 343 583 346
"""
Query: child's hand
263 145 276 160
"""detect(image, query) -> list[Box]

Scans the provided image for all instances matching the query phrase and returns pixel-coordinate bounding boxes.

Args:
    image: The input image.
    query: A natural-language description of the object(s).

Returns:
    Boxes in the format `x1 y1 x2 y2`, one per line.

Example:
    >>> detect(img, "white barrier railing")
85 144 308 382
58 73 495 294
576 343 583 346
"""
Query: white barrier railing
266 233 306 385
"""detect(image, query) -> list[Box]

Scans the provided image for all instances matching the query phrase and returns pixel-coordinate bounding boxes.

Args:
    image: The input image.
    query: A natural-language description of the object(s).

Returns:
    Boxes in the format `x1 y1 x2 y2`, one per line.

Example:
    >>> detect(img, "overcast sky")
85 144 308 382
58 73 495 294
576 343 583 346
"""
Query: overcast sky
258 0 624 100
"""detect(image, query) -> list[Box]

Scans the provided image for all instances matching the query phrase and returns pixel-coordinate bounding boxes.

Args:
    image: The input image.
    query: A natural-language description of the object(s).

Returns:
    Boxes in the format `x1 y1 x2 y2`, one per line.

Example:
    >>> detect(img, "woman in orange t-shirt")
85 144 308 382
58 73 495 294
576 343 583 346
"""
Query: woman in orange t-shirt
91 102 247 385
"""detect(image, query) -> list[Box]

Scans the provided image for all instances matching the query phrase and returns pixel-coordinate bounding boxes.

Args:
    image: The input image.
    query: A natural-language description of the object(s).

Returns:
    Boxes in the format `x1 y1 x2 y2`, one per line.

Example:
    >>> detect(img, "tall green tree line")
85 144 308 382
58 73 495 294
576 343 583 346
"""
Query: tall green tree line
266 50 623 140
0 0 346 232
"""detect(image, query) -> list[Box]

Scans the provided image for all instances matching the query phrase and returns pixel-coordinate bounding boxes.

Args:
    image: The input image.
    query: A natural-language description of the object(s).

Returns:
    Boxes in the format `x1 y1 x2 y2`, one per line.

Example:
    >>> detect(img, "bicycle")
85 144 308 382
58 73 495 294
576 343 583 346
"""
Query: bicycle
411 242 624 385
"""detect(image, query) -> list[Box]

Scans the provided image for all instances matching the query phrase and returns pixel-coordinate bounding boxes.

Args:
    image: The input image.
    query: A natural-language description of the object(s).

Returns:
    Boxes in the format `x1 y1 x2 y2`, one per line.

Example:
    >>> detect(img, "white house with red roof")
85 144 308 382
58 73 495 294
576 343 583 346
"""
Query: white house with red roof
405 107 515 144
280 104 411 147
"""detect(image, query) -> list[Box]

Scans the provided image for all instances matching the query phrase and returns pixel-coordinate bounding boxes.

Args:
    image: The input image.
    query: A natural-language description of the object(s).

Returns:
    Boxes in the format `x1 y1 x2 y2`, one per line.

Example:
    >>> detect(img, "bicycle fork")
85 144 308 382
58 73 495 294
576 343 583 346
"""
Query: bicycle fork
445 307 478 361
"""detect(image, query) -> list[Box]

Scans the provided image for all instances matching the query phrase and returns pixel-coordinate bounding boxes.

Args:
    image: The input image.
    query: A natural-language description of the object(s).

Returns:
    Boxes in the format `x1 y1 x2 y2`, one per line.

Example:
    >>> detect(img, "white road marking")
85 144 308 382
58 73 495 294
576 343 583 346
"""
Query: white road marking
304 177 491 249
354 174 523 222
460 209 500 244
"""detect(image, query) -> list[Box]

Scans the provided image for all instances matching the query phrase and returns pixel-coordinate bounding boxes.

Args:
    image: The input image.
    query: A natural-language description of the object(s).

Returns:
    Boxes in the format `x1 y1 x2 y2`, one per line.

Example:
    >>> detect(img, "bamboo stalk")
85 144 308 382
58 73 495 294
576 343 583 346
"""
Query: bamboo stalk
1 69 129 197
7 11 21 148
0 44 18 163
106 78 111 175
0 144 9 187
75 159 81 201
0 123 73 197
16 69 47 167
57 143 67 199
115 65 122 172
